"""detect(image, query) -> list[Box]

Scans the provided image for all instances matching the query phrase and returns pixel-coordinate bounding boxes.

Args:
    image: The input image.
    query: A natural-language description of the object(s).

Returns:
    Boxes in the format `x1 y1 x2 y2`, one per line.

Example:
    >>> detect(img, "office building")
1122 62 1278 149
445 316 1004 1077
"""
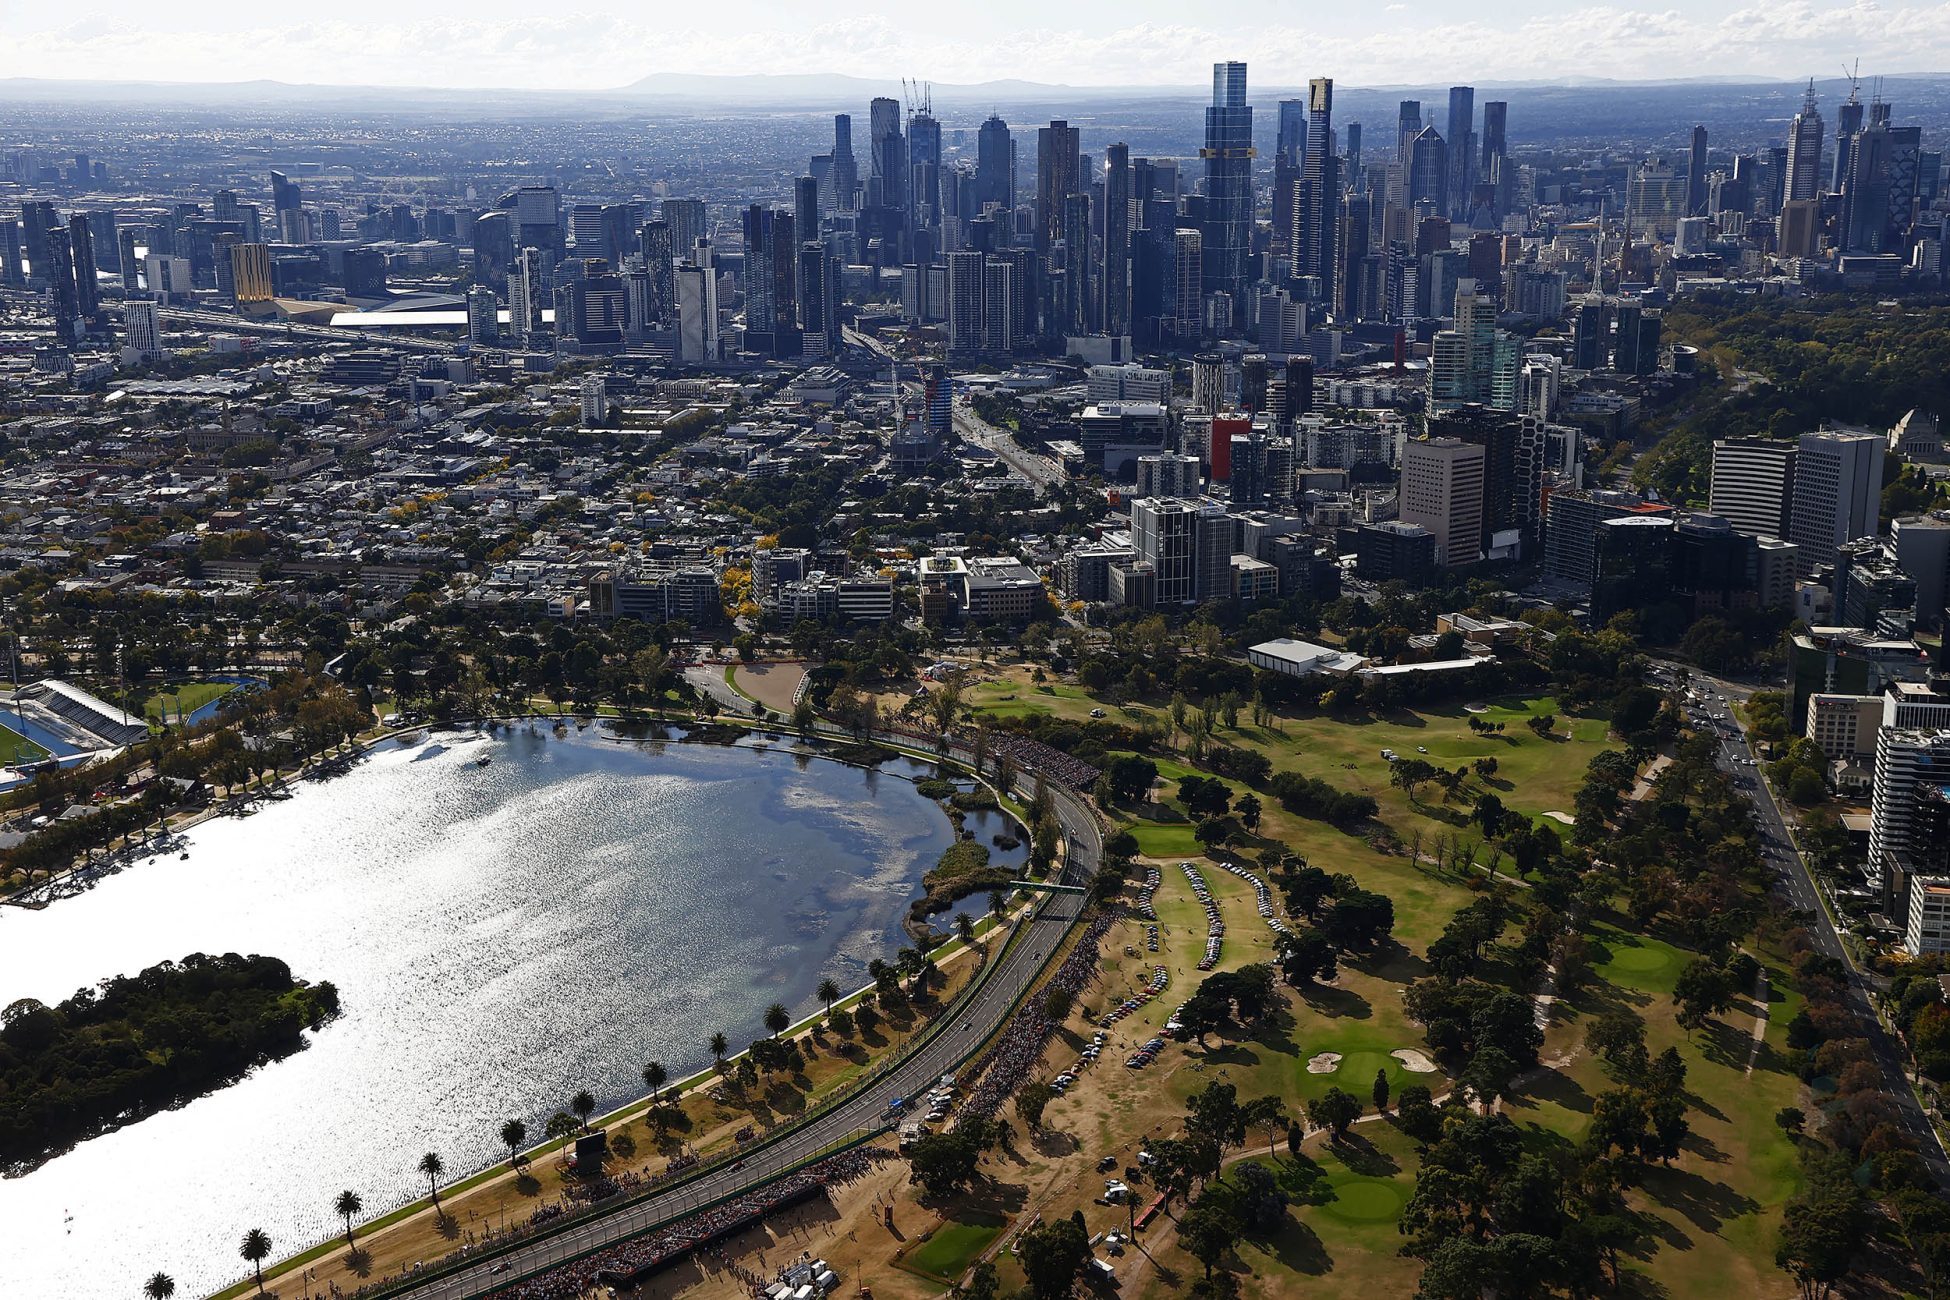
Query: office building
975 115 1013 215
1591 514 1676 623
1788 428 1885 574
1352 521 1437 585
1544 488 1672 589
1446 86 1476 222
1785 83 1826 204
1710 436 1797 538
1399 437 1484 566
1035 120 1080 253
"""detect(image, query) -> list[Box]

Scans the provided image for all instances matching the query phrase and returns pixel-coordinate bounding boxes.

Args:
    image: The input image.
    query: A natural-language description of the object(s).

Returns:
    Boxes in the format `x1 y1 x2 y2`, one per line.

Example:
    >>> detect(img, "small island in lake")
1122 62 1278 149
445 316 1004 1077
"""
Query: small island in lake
0 952 339 1174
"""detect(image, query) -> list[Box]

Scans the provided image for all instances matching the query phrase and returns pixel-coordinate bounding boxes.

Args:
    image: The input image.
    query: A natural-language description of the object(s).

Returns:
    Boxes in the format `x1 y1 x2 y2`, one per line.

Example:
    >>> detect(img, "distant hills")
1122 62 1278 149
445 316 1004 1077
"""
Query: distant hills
3 70 1949 139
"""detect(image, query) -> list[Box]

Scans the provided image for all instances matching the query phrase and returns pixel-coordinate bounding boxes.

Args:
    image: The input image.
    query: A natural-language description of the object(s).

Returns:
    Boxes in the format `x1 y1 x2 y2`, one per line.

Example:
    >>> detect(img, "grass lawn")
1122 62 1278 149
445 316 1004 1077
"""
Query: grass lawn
0 721 50 765
1503 933 1806 1299
145 680 237 723
902 1215 1005 1281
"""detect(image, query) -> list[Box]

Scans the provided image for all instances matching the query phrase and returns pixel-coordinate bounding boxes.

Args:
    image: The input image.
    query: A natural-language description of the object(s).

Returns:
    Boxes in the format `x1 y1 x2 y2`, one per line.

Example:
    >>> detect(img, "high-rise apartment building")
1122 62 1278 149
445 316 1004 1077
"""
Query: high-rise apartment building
228 241 272 306
1102 143 1131 337
1299 78 1338 292
1201 62 1254 329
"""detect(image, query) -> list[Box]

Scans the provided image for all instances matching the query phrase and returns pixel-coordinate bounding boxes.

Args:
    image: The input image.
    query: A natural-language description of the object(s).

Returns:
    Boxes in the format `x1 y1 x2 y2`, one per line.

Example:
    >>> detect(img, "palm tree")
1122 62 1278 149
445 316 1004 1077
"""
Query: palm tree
333 1190 363 1247
571 1089 597 1131
764 1002 791 1037
239 1228 272 1294
417 1151 445 1214
709 1031 728 1069
642 1060 668 1099
500 1117 528 1171
956 913 977 946
816 978 841 1021
143 1273 176 1300
988 889 1007 919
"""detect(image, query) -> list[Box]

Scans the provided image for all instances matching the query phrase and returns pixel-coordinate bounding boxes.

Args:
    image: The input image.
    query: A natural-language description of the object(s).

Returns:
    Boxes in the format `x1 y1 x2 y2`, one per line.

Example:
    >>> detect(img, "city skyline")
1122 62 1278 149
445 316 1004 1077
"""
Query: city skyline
13 0 1950 92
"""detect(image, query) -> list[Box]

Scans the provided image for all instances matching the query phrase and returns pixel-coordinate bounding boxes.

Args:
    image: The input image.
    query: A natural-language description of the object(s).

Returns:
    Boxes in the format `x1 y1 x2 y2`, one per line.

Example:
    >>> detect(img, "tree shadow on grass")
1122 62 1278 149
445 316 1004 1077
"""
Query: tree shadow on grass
1326 1131 1399 1178
1266 1214 1333 1277
1638 1165 1759 1236
514 1172 542 1198
1269 1152 1337 1206
1698 1018 1752 1073
1504 1064 1593 1120
1296 982 1373 1021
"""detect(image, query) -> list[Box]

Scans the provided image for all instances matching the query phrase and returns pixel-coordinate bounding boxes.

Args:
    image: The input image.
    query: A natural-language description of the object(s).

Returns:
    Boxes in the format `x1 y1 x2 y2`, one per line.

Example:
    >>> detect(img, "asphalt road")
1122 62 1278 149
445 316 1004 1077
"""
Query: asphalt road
388 733 1101 1300
952 400 1064 493
1665 662 1949 1185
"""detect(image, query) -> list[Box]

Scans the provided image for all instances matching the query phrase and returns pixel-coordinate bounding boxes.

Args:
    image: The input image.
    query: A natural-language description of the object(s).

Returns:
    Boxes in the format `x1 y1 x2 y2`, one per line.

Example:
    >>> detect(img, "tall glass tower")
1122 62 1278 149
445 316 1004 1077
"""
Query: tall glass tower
1201 60 1253 330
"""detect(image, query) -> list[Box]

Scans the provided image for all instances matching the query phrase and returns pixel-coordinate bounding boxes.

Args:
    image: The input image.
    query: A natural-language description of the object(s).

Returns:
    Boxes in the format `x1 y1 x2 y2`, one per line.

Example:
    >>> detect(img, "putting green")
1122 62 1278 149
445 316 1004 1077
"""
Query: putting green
1324 1178 1408 1223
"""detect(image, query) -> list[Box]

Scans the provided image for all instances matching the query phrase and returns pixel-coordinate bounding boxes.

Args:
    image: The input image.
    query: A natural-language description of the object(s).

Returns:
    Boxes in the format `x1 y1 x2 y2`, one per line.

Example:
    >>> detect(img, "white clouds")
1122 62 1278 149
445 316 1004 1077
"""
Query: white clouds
7 3 1950 88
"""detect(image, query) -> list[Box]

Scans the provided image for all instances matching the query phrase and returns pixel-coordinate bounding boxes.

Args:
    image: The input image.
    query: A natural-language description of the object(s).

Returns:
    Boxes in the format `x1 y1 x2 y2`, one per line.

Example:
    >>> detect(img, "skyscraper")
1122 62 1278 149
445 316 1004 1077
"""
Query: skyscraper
1035 120 1081 253
1785 82 1826 203
1687 125 1709 217
1445 86 1476 221
868 97 905 214
1408 125 1450 215
1102 143 1131 337
1277 99 1308 165
907 107 941 235
67 212 101 322
1201 61 1254 329
975 115 1013 216
741 205 799 359
42 224 80 343
270 169 304 242
1480 100 1510 218
1834 90 1866 194
0 218 20 286
830 115 858 214
1300 78 1338 291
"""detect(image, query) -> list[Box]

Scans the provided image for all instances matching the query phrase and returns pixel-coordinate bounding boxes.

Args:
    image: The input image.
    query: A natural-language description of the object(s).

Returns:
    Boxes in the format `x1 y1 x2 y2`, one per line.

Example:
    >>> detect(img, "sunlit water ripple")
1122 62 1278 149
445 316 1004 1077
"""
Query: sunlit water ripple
0 726 1020 1298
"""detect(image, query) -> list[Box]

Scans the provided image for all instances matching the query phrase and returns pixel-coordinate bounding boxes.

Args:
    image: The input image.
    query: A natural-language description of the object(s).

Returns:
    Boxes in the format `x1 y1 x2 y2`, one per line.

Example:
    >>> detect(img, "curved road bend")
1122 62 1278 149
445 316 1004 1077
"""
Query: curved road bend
388 739 1101 1300
1669 663 1950 1186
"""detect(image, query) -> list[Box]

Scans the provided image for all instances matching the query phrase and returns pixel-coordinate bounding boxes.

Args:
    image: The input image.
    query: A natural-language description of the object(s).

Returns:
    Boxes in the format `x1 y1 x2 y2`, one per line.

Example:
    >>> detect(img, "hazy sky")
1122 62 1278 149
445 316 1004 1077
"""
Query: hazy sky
5 0 1949 89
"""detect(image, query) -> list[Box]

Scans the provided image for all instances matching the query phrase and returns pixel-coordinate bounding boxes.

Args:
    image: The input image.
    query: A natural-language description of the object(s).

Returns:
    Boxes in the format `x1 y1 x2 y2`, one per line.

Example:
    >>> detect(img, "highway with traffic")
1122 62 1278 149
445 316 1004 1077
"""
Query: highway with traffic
385 729 1101 1300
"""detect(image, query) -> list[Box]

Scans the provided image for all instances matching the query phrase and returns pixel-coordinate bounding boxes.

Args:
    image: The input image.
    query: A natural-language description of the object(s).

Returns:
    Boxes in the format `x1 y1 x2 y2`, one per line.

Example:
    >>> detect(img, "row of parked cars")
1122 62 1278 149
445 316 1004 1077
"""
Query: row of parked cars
1181 862 1226 970
1051 1031 1109 1097
1217 858 1291 939
1135 866 1161 920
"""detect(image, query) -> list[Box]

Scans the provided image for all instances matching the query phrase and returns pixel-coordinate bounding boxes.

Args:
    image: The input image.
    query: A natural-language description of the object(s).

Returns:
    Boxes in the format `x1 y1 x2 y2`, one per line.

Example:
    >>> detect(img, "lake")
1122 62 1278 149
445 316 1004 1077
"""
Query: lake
0 724 1019 1298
